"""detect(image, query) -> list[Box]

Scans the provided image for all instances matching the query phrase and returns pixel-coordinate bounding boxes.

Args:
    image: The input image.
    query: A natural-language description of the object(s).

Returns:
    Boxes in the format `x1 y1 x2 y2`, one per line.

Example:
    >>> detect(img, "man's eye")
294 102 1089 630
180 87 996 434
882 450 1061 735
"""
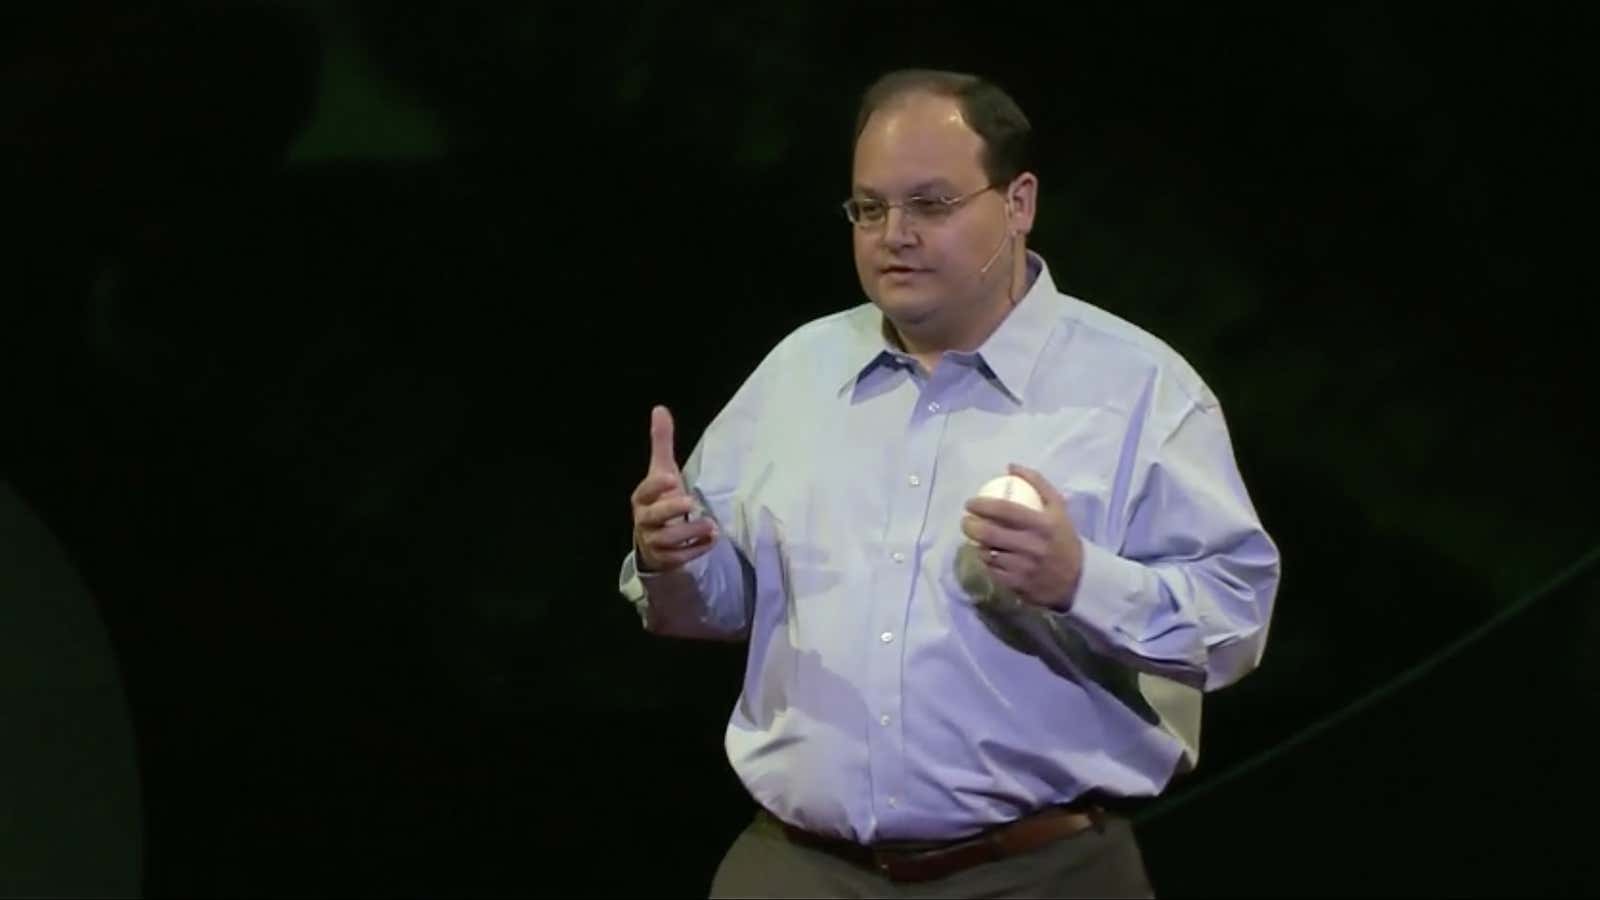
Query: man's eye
857 201 887 220
907 197 952 217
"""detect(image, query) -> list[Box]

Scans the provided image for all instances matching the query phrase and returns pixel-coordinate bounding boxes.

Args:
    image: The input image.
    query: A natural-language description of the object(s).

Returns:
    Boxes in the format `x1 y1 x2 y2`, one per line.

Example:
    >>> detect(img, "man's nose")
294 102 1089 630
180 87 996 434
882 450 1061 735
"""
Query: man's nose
880 207 917 247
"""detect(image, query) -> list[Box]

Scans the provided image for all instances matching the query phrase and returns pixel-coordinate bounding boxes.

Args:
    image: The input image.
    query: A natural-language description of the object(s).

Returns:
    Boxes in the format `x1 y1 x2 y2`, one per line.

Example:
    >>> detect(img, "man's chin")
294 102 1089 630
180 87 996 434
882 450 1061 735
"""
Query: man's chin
872 290 945 326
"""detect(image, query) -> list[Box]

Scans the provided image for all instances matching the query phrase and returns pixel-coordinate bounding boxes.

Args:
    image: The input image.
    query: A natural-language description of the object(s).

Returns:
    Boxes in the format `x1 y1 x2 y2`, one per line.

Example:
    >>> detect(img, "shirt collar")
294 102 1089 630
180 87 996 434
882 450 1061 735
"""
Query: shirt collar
971 251 1060 403
835 251 1062 402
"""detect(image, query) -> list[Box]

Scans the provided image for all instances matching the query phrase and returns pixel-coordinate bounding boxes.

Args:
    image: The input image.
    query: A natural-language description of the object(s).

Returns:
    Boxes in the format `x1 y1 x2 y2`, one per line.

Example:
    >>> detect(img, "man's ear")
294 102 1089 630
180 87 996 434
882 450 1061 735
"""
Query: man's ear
1005 172 1039 236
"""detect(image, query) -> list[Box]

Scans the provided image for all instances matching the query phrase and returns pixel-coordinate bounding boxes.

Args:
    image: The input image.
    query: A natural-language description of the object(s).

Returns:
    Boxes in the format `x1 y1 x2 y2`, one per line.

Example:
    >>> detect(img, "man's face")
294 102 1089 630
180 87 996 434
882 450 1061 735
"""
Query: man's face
850 92 1014 332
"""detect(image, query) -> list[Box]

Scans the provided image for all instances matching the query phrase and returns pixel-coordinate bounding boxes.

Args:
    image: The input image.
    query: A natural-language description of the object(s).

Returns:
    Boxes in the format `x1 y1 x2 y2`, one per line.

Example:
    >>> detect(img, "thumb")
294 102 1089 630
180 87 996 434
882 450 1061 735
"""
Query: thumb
649 405 680 475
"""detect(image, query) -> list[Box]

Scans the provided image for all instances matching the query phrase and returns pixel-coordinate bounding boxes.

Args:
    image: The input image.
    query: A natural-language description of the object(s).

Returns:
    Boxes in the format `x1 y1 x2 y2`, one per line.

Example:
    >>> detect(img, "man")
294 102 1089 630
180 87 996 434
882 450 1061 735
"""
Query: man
619 69 1280 898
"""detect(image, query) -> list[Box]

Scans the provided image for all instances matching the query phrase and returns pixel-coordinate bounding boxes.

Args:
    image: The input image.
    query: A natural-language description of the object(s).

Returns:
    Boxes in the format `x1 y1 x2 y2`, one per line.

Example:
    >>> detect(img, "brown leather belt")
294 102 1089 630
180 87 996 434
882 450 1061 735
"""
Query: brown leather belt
769 803 1104 883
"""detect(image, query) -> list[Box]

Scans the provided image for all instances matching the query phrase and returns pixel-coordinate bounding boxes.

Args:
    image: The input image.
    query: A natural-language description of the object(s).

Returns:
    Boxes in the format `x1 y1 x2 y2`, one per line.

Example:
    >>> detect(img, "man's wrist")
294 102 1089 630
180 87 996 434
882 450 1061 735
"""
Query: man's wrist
634 536 662 574
1048 549 1084 612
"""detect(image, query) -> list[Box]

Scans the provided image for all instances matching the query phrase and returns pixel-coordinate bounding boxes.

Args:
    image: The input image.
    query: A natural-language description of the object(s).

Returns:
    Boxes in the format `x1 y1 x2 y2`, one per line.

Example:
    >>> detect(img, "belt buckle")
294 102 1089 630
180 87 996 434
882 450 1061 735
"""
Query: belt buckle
869 848 898 880
870 847 932 884
869 836 992 884
869 844 932 883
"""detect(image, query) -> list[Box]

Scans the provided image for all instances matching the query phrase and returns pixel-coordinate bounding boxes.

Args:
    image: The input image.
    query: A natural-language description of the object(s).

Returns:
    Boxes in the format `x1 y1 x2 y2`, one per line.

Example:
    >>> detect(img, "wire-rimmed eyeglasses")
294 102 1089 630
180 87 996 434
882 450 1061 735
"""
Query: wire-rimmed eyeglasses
841 183 1000 229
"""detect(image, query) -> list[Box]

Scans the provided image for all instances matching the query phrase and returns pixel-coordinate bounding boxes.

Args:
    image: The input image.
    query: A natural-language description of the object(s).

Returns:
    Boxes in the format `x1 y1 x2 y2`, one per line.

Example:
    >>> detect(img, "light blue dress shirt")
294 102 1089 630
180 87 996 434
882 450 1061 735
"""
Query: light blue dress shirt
619 252 1280 843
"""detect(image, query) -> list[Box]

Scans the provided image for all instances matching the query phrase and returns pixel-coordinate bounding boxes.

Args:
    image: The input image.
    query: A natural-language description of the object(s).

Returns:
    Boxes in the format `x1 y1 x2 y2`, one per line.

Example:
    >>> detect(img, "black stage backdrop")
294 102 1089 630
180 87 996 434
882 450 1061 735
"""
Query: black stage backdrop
4 2 1596 896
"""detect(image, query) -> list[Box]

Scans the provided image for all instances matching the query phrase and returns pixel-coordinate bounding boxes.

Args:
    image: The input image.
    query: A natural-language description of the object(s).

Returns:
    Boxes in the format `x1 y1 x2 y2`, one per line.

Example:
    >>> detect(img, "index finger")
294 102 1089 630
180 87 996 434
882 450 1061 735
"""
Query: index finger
1006 463 1065 510
964 496 1049 531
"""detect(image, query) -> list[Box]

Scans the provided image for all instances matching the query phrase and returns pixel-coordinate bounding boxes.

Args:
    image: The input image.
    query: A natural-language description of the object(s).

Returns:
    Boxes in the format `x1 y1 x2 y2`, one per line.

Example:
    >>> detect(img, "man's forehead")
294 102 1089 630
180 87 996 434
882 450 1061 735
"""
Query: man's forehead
871 90 969 129
879 94 969 133
853 95 985 190
852 176 961 197
858 98 974 152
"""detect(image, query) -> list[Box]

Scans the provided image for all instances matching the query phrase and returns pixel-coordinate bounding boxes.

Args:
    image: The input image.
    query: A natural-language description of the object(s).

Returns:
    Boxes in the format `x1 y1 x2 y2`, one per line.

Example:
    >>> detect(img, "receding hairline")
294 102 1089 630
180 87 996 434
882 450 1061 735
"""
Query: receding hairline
853 71 986 140
851 69 1035 187
854 89 974 142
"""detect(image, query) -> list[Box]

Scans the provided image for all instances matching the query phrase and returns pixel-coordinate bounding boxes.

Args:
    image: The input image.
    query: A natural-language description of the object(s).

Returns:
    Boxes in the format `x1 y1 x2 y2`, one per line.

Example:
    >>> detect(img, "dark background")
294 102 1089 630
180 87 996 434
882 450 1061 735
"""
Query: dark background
3 1 1597 896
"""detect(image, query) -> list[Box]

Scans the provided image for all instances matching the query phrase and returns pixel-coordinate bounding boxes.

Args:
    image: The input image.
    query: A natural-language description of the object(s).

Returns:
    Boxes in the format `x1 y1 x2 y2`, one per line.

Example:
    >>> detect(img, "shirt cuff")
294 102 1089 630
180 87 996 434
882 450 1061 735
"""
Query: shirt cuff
1059 538 1150 644
618 542 714 604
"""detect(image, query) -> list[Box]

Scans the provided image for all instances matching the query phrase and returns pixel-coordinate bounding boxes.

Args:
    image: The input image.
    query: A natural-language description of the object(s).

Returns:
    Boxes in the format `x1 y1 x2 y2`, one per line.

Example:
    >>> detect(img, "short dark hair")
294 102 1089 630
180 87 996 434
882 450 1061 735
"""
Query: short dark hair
853 69 1033 186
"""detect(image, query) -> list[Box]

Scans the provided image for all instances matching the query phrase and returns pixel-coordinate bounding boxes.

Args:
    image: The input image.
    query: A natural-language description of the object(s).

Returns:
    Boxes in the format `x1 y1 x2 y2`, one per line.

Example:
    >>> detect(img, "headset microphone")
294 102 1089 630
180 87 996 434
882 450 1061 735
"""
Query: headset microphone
977 230 1012 275
978 198 1017 276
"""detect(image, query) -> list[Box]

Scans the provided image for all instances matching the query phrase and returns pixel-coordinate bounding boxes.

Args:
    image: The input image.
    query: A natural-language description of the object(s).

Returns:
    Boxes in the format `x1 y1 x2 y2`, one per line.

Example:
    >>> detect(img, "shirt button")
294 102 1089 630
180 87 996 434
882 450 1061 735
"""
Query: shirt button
891 551 905 563
880 714 892 726
907 474 921 487
887 796 898 807
927 401 941 413
880 631 894 643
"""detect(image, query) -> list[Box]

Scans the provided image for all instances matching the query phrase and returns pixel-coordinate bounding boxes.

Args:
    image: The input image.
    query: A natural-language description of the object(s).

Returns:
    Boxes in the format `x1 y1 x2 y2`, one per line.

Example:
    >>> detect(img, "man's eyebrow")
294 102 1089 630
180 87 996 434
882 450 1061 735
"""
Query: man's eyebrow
851 179 958 198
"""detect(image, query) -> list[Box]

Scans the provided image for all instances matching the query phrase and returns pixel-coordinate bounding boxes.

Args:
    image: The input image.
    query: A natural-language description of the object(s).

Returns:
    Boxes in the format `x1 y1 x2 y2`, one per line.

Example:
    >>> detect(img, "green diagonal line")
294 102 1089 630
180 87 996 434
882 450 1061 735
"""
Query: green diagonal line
1134 541 1600 827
